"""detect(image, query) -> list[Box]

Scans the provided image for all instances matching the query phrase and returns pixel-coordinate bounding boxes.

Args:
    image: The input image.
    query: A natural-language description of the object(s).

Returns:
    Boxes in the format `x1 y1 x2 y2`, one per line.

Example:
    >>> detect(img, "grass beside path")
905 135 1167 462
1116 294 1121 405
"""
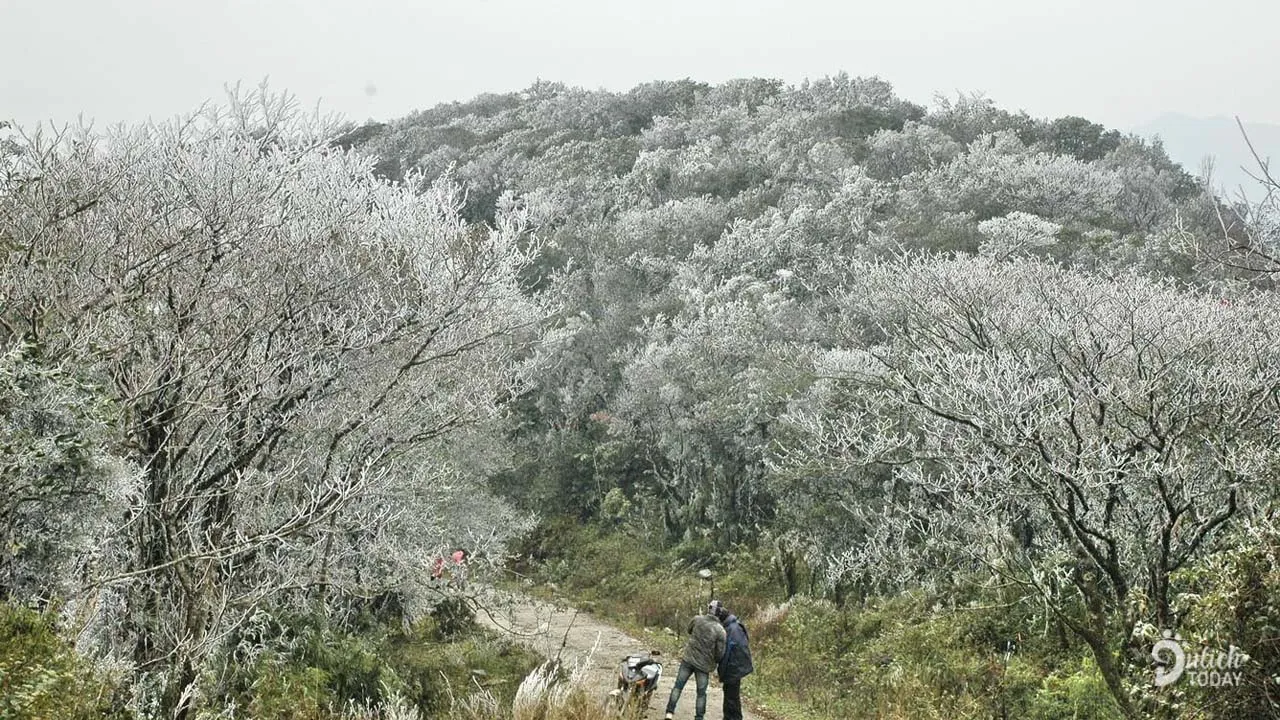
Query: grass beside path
505 520 1125 720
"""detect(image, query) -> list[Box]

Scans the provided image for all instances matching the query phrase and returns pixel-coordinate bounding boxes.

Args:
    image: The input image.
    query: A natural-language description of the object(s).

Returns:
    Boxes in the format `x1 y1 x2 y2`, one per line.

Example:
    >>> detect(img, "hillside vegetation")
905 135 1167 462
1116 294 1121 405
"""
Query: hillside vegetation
351 75 1280 719
2 75 1278 718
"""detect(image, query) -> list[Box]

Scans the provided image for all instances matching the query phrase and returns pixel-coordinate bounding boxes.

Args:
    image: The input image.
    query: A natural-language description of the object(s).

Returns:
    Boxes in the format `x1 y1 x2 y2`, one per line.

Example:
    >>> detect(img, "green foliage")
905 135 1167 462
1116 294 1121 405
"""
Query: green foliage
1037 115 1123 161
382 619 540 718
0 603 127 720
494 426 609 520
522 509 1276 718
246 660 332 720
208 611 383 714
743 592 1125 720
431 597 477 641
514 519 743 635
514 518 1132 720
599 487 633 525
1023 657 1126 720
206 609 541 719
1160 523 1280 719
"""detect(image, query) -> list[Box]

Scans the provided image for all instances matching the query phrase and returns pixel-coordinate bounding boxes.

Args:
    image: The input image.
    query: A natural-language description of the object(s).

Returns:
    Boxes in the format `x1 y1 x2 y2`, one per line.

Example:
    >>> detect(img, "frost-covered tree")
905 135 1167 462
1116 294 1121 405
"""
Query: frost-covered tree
612 273 812 540
346 76 1237 599
1036 115 1122 162
913 131 1125 224
863 120 963 180
1204 126 1280 279
779 255 1280 716
924 91 1033 145
0 88 546 717
976 211 1061 259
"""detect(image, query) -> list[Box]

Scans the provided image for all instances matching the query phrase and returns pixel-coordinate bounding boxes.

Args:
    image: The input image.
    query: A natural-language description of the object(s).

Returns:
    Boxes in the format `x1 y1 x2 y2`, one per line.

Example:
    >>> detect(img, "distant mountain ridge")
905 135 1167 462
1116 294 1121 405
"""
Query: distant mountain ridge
1130 113 1280 201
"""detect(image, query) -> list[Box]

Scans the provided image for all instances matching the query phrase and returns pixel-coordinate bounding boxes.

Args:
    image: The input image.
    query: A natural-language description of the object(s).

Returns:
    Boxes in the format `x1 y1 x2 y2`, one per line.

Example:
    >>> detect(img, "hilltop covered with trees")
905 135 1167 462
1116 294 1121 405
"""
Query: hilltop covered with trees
352 74 1279 718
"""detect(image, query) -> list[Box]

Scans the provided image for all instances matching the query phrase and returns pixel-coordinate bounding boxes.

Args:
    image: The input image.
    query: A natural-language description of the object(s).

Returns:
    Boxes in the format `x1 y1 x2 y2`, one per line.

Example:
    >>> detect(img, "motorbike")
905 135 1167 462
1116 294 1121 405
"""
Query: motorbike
610 650 662 714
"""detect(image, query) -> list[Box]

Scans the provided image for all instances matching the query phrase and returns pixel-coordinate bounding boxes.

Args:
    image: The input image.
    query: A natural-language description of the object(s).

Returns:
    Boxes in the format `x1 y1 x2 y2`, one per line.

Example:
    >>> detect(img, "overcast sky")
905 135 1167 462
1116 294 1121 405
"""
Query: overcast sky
3 0 1278 132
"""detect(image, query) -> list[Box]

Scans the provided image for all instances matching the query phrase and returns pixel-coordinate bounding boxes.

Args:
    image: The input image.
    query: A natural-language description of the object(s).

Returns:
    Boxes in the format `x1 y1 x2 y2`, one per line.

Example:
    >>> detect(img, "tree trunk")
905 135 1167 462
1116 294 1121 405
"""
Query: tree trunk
1075 614 1139 720
161 657 198 720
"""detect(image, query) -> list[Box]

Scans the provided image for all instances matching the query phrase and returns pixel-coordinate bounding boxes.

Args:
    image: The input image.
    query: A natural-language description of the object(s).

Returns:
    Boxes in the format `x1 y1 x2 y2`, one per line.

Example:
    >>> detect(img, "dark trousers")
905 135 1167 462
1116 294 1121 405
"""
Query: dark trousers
722 677 743 720
665 660 709 720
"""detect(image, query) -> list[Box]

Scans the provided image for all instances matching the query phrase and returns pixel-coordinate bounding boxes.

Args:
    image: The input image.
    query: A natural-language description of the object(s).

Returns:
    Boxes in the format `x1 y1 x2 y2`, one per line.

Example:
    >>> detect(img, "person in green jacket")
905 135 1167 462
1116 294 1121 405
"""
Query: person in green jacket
664 602 727 720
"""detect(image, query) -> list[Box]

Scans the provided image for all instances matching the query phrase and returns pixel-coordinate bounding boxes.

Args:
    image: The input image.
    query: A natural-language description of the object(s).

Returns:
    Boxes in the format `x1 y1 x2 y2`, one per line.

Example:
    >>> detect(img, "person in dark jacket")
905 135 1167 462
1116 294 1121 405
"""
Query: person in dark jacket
664 603 726 720
711 600 753 720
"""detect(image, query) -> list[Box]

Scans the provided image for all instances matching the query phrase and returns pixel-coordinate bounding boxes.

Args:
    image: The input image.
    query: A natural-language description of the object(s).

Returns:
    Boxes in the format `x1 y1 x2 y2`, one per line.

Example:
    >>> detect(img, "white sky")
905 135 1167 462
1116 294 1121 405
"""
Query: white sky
3 0 1278 131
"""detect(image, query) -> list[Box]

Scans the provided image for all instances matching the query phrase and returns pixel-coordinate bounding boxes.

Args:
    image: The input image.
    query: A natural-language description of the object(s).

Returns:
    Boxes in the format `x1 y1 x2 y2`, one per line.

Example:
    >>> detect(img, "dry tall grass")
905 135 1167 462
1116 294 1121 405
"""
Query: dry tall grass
341 685 425 720
448 646 611 720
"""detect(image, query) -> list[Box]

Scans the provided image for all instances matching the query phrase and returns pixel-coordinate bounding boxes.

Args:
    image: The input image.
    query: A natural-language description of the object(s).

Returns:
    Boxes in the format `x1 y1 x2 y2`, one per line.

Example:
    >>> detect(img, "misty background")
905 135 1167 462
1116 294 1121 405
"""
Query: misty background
3 0 1278 195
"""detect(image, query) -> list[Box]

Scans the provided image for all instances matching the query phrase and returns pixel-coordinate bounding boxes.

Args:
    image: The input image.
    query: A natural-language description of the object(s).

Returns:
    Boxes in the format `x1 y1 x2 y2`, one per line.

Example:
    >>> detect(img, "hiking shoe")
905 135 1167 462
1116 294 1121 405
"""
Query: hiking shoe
664 714 673 720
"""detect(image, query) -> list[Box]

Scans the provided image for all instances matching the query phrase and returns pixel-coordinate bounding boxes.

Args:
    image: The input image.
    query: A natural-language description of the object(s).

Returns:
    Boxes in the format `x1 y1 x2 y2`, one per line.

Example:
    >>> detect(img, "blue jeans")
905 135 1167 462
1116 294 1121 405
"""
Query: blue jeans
664 660 709 719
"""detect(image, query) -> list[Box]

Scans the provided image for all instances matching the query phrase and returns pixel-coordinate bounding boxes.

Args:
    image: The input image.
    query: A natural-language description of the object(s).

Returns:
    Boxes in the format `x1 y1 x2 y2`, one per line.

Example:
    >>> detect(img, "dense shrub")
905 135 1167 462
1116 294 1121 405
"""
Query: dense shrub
1154 524 1280 718
0 603 127 720
200 608 541 718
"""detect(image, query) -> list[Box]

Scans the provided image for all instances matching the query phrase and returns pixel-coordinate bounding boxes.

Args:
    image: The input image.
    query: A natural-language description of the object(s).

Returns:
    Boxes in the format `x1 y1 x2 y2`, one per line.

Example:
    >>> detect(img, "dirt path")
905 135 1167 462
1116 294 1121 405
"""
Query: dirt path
477 590 763 720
